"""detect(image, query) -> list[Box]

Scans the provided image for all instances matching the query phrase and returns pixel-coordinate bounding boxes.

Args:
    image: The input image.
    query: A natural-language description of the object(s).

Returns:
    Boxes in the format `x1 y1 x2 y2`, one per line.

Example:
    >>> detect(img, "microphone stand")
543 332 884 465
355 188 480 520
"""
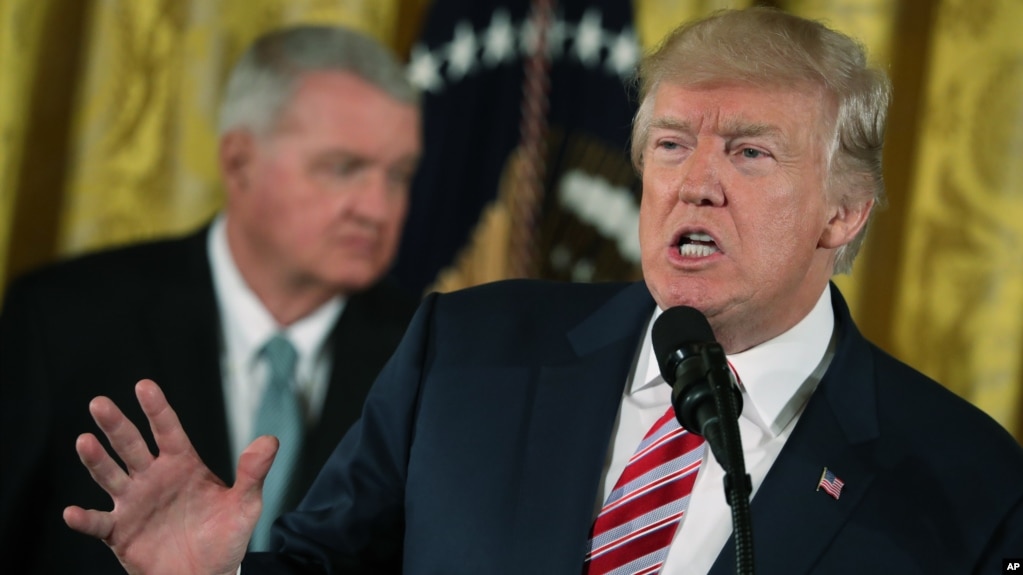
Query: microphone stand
701 344 754 575
671 344 754 575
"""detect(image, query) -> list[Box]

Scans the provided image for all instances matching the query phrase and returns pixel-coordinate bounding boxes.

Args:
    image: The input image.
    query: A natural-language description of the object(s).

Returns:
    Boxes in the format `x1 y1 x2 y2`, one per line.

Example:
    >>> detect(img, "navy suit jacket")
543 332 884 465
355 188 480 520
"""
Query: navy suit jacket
243 278 1023 573
0 226 417 574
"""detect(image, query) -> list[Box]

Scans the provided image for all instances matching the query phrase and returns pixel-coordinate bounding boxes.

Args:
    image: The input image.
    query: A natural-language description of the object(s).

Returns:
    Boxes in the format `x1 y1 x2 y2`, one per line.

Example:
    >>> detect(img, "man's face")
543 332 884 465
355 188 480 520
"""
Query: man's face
223 71 420 298
638 81 865 352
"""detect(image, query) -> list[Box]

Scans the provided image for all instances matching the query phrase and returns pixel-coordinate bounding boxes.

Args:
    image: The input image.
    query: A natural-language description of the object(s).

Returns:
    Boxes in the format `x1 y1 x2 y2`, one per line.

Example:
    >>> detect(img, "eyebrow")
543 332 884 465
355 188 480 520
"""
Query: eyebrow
648 116 782 140
720 120 782 140
648 117 694 133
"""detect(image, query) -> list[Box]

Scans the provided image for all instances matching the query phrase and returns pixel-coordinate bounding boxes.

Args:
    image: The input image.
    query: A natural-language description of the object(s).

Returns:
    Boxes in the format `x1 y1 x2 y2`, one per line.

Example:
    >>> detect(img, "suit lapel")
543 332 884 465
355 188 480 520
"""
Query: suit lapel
710 285 883 575
506 282 656 573
300 292 388 490
142 228 235 483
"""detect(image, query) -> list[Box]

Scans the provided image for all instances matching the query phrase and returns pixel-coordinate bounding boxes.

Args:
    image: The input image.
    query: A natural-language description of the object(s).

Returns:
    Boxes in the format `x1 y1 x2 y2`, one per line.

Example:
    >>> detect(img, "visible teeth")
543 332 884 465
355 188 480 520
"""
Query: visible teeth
685 232 714 242
679 243 718 257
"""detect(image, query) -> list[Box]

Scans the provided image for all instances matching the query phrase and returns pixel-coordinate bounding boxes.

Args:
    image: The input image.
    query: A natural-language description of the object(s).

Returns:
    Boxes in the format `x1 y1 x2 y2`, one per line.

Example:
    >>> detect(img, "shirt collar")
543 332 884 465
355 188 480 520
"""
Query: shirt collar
208 215 345 373
634 285 835 436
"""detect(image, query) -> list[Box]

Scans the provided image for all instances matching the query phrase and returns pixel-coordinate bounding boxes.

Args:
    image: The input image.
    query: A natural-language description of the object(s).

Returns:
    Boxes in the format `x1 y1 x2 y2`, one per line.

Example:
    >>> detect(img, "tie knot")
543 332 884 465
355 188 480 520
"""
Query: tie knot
262 334 298 384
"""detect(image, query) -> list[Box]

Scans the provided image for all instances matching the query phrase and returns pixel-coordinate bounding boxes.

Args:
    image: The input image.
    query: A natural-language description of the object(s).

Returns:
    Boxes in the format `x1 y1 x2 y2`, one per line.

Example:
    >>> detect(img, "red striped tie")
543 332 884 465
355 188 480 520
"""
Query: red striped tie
583 407 706 575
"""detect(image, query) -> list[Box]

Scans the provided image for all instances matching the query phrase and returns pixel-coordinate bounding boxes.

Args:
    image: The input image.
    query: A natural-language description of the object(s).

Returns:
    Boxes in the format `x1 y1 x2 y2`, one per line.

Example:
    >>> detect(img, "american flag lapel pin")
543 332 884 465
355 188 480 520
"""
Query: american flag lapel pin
817 467 844 500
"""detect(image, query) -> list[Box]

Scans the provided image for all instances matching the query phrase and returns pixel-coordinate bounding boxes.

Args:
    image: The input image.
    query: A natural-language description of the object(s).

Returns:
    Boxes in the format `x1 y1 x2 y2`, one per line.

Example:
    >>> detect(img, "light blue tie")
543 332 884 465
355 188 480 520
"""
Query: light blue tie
249 334 303 551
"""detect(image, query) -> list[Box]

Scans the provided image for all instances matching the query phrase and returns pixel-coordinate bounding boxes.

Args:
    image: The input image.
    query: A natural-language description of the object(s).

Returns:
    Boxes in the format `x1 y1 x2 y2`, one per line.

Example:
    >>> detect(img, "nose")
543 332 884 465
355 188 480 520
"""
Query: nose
677 144 725 207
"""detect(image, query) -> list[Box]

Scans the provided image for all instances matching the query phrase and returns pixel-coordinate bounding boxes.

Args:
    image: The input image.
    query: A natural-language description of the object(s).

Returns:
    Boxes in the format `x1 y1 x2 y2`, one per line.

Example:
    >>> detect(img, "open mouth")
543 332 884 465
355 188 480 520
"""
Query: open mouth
677 232 719 258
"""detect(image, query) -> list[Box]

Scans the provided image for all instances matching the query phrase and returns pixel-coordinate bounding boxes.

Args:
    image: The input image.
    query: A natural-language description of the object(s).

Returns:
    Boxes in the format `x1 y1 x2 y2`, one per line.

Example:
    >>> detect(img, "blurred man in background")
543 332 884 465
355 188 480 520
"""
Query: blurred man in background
0 24 421 573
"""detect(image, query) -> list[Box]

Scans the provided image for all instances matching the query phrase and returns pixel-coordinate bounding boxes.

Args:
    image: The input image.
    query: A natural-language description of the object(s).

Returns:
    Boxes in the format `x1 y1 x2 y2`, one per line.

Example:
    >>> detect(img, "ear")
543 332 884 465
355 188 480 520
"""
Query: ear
819 197 873 249
219 130 256 199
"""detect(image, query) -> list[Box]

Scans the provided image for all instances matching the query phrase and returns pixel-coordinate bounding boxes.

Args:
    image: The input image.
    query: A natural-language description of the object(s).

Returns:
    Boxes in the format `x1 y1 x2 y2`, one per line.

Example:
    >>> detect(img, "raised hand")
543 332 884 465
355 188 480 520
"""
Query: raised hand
63 379 278 575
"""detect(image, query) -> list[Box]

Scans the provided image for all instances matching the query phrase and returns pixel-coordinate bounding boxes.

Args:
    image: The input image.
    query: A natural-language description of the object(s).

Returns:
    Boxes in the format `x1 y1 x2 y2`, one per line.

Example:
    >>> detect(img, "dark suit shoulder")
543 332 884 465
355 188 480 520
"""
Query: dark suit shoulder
431 278 636 324
418 279 646 364
870 343 1023 467
841 342 1023 569
830 284 1022 470
4 228 208 309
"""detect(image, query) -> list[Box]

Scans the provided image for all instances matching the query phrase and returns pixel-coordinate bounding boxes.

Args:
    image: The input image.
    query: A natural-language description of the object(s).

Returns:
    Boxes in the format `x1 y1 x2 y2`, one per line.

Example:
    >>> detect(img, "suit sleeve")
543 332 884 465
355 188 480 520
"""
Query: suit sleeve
242 292 439 574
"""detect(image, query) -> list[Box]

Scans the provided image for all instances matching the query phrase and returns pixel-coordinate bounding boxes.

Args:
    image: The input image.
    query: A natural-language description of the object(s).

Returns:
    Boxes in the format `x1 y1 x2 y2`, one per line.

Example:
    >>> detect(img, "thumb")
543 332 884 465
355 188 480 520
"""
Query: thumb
235 435 279 496
232 436 279 543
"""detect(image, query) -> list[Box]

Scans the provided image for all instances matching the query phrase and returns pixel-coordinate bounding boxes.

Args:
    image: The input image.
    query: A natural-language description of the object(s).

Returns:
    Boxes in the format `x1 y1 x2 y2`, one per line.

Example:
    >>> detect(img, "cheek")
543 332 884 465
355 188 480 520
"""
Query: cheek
637 212 668 287
743 202 823 271
642 168 676 200
639 173 672 221
391 195 411 226
248 168 305 218
381 196 410 237
376 223 403 257
637 195 658 250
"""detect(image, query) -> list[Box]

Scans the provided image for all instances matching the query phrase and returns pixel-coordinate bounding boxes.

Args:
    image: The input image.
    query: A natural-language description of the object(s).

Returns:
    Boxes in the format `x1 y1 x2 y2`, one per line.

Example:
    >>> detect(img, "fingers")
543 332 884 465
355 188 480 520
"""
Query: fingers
135 379 194 456
89 395 153 474
63 505 114 541
76 432 131 496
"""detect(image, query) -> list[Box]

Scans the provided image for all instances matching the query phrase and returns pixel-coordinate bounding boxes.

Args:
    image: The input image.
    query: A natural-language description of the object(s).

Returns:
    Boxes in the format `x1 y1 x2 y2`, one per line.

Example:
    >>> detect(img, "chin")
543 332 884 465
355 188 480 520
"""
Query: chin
649 275 712 310
320 257 384 288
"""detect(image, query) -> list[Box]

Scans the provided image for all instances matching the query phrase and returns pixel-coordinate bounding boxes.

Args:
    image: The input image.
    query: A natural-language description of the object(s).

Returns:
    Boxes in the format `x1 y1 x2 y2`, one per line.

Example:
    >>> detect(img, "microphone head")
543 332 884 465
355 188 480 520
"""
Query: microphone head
651 306 715 383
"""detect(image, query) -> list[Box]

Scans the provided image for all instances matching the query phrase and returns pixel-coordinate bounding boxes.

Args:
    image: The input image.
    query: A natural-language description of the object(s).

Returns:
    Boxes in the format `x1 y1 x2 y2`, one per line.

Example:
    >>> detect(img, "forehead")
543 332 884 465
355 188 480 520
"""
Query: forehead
283 71 416 120
648 80 830 137
269 71 421 154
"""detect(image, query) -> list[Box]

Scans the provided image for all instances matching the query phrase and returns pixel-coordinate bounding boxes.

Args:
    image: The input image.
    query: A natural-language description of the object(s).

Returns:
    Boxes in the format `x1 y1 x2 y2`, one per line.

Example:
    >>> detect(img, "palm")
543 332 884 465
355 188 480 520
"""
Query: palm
64 380 276 575
105 451 249 574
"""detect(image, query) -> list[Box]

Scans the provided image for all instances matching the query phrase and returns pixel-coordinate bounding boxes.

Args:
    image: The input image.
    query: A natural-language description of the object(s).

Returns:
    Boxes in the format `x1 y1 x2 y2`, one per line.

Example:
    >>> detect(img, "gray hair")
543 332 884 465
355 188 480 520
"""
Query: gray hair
631 8 891 274
218 25 418 137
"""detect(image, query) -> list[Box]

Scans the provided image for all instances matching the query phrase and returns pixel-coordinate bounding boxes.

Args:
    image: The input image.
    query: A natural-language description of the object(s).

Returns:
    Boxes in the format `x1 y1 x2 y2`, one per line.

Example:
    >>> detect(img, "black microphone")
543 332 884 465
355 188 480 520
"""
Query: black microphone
651 305 742 469
652 305 756 574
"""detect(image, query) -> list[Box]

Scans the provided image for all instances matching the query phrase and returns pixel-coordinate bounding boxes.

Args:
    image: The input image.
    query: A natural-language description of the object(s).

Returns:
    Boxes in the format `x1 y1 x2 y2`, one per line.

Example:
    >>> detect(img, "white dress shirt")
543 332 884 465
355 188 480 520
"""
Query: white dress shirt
208 215 345 463
599 286 837 574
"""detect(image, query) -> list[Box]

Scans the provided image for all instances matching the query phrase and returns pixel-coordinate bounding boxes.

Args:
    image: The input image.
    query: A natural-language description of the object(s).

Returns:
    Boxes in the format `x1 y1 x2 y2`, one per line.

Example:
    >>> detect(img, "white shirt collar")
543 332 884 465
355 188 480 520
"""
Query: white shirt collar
633 285 835 437
208 215 345 378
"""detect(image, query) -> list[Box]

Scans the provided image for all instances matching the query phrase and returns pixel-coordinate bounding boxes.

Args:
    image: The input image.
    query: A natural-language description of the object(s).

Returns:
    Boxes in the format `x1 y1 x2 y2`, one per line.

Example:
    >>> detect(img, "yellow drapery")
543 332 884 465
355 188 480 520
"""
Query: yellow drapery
1 0 79 289
891 0 1023 433
0 0 44 284
2 0 1021 441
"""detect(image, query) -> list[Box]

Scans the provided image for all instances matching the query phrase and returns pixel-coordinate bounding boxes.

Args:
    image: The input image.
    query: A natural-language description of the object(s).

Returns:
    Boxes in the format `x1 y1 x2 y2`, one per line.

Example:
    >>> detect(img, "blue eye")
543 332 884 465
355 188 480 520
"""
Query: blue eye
740 148 763 159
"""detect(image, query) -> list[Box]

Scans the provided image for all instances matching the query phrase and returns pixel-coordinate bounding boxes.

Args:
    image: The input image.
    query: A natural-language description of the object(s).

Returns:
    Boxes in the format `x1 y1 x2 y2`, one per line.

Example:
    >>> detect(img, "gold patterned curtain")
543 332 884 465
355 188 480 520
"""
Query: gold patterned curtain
890 0 1023 437
3 0 1022 441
